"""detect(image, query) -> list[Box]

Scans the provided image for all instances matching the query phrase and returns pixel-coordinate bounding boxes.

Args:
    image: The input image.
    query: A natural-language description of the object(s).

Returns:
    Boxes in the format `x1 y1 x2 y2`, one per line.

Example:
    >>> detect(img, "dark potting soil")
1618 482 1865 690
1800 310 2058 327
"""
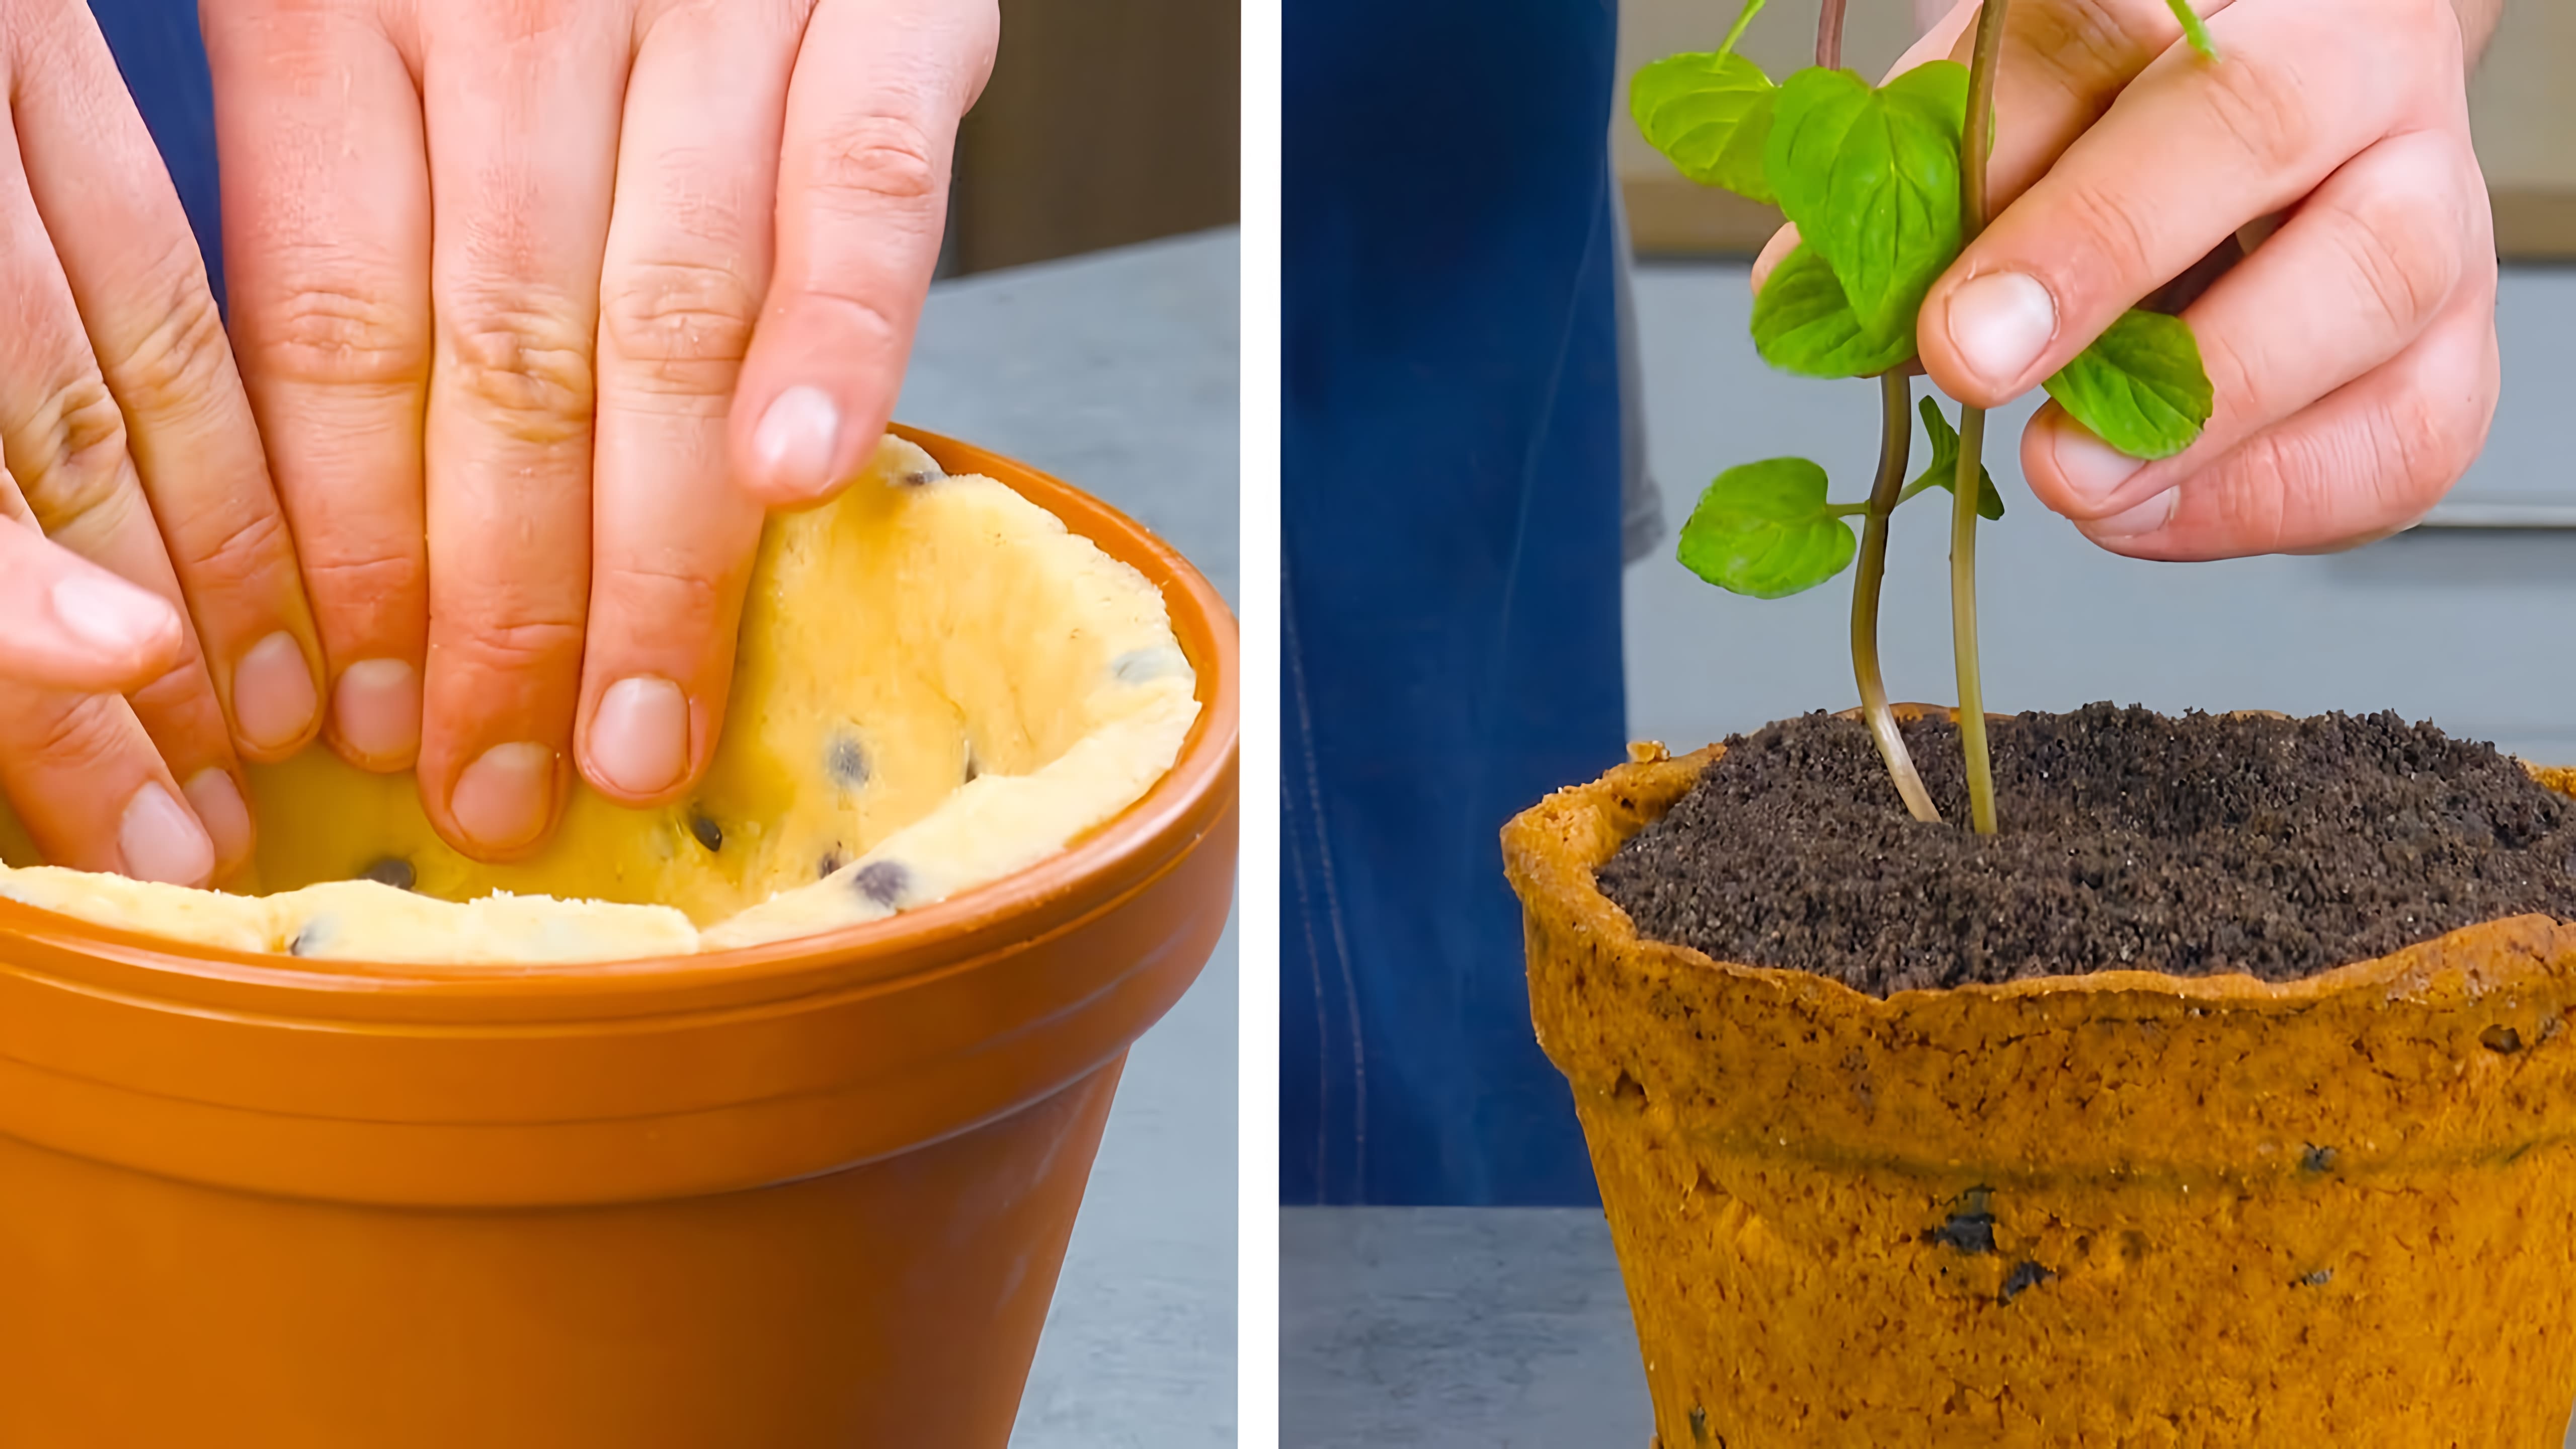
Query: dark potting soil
1594 704 2576 996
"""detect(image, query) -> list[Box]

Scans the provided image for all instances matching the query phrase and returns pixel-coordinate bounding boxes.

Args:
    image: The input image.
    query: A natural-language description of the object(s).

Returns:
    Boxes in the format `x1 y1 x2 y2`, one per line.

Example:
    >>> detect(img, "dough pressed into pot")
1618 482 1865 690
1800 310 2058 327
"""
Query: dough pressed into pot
0 438 1200 964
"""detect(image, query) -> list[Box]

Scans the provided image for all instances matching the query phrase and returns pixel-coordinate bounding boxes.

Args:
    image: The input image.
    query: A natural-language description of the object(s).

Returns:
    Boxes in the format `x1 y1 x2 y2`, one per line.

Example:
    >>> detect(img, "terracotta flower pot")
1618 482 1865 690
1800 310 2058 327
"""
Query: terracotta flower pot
1506 739 2576 1447
0 427 1238 1448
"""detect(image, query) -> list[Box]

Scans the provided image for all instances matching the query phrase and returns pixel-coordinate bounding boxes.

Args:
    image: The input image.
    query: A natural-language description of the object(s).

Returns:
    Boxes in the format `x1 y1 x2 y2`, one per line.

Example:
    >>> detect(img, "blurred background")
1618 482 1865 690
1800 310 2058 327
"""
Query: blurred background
937 0 1241 277
1286 3 2576 1443
1617 0 2574 262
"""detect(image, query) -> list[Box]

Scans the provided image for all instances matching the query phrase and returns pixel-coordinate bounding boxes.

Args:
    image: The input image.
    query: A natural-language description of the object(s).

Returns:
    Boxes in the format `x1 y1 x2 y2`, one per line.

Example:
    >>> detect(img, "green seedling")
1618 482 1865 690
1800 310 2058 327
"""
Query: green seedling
1638 0 2217 833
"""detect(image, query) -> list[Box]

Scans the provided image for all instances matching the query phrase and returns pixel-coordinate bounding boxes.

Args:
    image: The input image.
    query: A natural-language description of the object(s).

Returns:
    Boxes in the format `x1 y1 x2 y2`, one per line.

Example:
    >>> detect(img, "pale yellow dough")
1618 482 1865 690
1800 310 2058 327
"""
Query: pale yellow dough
0 439 1200 964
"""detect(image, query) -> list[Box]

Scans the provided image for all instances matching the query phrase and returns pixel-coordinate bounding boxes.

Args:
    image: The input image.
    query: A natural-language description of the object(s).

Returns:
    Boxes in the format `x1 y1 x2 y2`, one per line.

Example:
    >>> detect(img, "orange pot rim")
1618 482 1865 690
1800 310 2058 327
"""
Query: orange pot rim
0 423 1241 1026
1513 734 2576 1022
1513 730 2576 1180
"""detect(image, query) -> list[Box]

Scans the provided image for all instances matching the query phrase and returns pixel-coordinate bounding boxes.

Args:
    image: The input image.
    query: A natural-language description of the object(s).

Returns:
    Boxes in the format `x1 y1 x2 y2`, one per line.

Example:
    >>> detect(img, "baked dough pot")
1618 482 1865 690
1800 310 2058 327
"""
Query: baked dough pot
0 427 1238 1448
1505 739 2576 1447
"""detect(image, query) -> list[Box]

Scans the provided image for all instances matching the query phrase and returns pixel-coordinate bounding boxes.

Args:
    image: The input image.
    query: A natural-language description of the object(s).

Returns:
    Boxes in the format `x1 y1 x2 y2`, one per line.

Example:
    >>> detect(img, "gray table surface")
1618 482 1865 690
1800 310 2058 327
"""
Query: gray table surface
897 229 1237 1449
1283 1208 1649 1447
1283 1206 2576 1446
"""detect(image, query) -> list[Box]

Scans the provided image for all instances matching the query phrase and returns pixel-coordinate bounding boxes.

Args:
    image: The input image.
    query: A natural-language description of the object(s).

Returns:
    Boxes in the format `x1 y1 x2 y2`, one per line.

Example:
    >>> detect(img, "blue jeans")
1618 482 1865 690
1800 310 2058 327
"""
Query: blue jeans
1282 0 1629 1205
89 1 224 309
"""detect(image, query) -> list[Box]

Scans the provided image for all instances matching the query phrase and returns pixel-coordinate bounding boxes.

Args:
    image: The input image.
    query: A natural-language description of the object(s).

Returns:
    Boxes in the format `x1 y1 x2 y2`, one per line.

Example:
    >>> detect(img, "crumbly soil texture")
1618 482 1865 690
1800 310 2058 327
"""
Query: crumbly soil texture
1596 704 2576 995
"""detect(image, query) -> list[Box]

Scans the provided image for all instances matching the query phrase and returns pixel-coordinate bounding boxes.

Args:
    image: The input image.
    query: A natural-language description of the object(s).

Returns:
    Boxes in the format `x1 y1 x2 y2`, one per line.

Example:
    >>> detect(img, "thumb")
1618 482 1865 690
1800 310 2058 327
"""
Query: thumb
0 474 186 694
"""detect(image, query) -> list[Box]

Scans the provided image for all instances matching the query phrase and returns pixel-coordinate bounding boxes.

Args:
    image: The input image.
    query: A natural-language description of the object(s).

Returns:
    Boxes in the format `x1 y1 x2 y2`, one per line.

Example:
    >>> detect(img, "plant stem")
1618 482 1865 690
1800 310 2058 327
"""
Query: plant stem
1815 0 1934 821
1951 0 2010 836
1717 0 1767 60
1853 374 1941 824
1962 4 2008 220
1949 408 1995 834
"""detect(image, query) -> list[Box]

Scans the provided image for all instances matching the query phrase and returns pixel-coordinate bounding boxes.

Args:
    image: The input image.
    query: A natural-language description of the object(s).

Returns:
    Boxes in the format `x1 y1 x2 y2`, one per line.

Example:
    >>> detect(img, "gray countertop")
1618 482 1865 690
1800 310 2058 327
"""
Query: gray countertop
899 229 1237 1449
1284 1206 2576 1446
1283 1208 1648 1447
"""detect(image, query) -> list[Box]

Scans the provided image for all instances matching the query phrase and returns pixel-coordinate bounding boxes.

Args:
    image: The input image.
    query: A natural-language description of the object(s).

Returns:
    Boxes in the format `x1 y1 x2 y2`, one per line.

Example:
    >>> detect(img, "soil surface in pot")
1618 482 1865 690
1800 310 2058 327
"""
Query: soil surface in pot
1596 704 2576 994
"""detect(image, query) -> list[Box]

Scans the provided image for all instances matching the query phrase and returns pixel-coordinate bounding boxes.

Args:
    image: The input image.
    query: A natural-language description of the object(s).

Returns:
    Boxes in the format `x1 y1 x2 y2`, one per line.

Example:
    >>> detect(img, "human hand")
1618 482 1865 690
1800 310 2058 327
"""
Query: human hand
1762 0 2503 560
0 2 327 886
202 0 998 860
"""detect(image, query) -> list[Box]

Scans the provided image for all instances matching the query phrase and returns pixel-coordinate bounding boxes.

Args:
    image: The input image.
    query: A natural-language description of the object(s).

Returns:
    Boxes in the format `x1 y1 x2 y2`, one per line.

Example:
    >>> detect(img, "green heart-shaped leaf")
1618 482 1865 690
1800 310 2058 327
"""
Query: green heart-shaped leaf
1631 52 1779 204
1676 457 1857 598
1750 245 1917 378
2042 309 2215 460
1763 62 1969 346
1910 395 2004 519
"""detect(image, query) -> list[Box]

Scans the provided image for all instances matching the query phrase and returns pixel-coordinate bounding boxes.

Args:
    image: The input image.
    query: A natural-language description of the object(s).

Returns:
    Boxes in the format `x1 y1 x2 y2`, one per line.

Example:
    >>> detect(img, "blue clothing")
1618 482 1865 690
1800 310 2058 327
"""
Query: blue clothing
89 1 225 312
1283 1 1629 1205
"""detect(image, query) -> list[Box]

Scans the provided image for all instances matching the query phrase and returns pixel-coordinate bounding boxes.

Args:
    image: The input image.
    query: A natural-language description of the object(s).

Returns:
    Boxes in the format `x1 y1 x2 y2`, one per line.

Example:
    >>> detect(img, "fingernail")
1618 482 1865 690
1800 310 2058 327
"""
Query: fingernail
2079 488 2178 541
231 631 319 754
450 742 556 853
333 659 422 765
182 767 253 874
1946 271 2057 390
50 574 178 662
754 385 842 498
2050 422 2148 508
590 676 690 796
118 780 214 887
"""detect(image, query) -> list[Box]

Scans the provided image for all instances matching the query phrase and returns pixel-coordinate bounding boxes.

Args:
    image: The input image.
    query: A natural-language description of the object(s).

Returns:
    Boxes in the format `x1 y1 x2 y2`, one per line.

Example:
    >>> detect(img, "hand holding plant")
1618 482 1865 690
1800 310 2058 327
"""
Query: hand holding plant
1638 0 2501 832
1780 0 2505 559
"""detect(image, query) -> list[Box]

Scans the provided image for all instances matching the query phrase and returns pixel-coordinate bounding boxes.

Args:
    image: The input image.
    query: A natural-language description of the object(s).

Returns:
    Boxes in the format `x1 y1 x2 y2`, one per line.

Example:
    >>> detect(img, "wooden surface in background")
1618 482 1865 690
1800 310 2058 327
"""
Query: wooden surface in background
1627 179 2576 262
949 0 1241 276
2492 191 2576 265
1616 0 2576 263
